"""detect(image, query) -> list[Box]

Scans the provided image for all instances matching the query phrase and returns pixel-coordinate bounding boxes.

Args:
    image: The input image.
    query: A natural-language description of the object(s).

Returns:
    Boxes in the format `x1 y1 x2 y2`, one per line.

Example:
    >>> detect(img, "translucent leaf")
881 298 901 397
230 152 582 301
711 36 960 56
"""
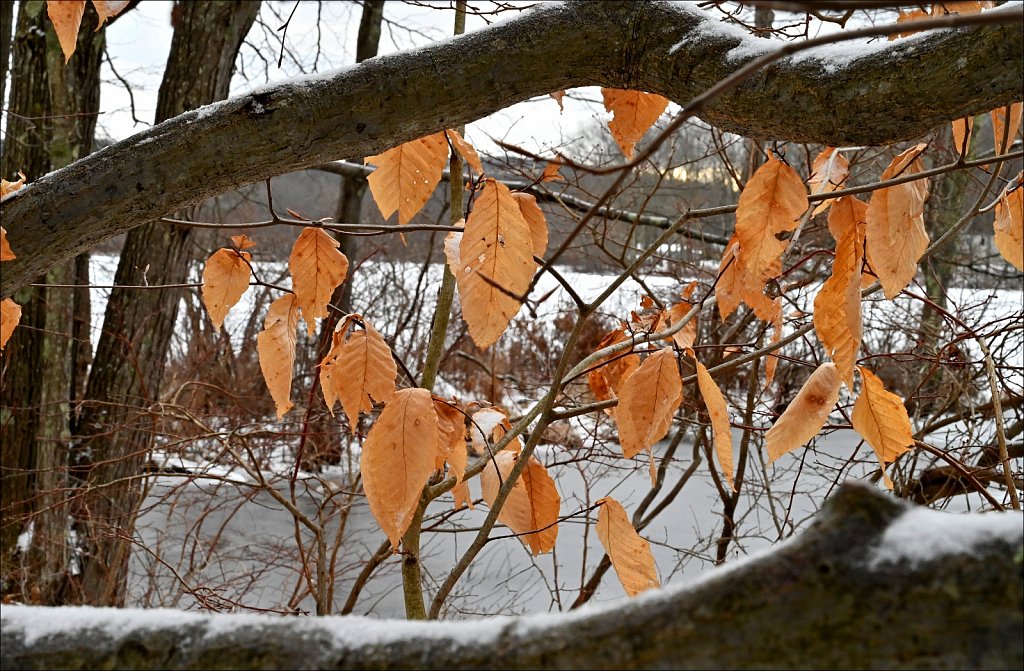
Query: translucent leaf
600 89 669 159
481 451 559 555
716 235 782 323
0 228 14 261
201 247 251 331
735 158 808 286
511 191 548 257
665 300 697 350
320 316 397 432
361 388 438 549
289 227 349 336
765 362 841 463
992 102 1022 155
993 179 1023 270
542 160 564 182
814 196 867 388
852 367 914 488
445 129 483 176
468 407 509 455
256 294 300 418
596 497 659 596
865 144 929 299
1 298 22 351
92 0 130 25
615 347 682 459
808 147 849 215
365 132 448 224
951 117 973 156
587 327 640 417
693 355 735 492
433 398 467 481
457 179 535 348
47 0 86 63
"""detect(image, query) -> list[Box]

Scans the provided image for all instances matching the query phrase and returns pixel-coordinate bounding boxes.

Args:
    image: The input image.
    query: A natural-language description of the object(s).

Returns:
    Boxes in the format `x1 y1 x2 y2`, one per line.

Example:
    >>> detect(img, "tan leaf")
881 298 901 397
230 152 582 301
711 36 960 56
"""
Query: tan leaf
541 160 564 182
256 294 300 418
1 172 26 198
865 144 929 299
457 179 536 348
201 247 251 331
692 355 734 491
445 129 484 176
595 497 659 597
993 179 1023 271
549 90 565 111
587 328 640 416
736 158 808 285
616 347 682 459
92 0 130 25
0 228 14 261
481 451 559 555
1 298 22 351
600 88 669 159
852 367 914 487
365 132 449 224
814 196 867 388
716 235 782 323
468 407 509 455
289 227 349 336
665 301 697 349
320 317 397 432
889 9 930 39
952 117 973 156
452 480 474 510
764 313 782 388
808 148 849 215
361 388 438 548
231 233 256 250
47 0 86 63
434 398 467 481
992 102 1023 155
765 362 841 463
932 1 992 15
511 192 548 257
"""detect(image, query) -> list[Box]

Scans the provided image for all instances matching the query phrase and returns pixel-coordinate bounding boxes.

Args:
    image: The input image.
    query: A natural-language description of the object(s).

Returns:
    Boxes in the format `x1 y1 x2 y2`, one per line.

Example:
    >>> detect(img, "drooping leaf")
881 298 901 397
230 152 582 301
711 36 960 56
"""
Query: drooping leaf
587 327 640 416
231 233 256 250
951 117 973 156
511 192 549 258
1 172 26 198
468 406 509 455
691 353 734 491
992 102 1022 154
201 245 252 331
47 0 86 63
735 157 809 286
481 451 559 555
808 147 849 215
1 298 22 351
361 388 439 549
664 300 697 350
92 0 131 26
716 235 782 323
541 160 564 182
764 313 782 387
549 90 565 111
814 196 867 388
289 227 349 335
365 132 449 224
600 88 669 159
865 144 929 299
889 8 930 39
445 129 484 176
765 362 842 463
851 366 914 488
256 294 300 418
457 179 536 348
320 316 397 432
993 179 1023 270
0 228 14 261
595 497 659 597
433 398 466 479
616 347 682 459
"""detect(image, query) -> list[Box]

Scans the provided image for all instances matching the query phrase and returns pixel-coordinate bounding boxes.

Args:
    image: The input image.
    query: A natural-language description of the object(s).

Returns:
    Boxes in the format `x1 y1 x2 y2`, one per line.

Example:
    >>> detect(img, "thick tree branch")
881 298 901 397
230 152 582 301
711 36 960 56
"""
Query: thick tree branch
1 1 1021 297
2 484 1021 669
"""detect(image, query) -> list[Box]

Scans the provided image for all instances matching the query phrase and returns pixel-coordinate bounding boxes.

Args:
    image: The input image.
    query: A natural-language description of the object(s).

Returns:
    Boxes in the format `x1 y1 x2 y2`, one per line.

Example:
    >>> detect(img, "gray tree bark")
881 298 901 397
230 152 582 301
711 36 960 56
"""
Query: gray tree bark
1 484 1021 670
1 1 1021 297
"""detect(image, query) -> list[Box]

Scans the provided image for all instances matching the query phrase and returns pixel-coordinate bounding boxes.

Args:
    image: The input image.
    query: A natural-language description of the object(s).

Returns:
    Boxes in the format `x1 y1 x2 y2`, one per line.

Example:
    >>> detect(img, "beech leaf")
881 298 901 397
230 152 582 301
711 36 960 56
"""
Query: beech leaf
289 227 349 336
445 129 484 176
1 172 26 199
616 347 682 459
511 191 549 257
596 497 659 597
434 399 467 482
92 0 131 26
1 298 22 351
365 132 449 224
808 147 849 215
716 235 782 323
361 388 439 549
992 102 1022 155
320 316 397 432
993 179 1023 270
951 117 973 156
549 90 565 111
256 294 300 418
47 0 86 63
587 327 640 417
457 179 536 348
851 367 914 487
691 354 735 492
481 451 559 555
0 227 14 261
600 88 669 159
201 246 252 331
735 157 808 285
765 362 842 463
541 160 564 182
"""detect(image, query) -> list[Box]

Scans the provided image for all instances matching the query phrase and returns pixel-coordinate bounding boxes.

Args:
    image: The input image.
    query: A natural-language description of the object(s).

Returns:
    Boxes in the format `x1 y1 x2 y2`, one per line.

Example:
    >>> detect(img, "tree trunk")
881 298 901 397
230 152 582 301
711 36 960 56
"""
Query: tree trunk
2 484 1021 670
70 1 260 607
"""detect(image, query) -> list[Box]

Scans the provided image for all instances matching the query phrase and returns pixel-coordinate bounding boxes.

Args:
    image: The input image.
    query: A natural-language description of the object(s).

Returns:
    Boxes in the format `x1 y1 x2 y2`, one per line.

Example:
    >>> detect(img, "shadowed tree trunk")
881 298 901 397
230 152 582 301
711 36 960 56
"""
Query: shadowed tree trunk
70 0 260 607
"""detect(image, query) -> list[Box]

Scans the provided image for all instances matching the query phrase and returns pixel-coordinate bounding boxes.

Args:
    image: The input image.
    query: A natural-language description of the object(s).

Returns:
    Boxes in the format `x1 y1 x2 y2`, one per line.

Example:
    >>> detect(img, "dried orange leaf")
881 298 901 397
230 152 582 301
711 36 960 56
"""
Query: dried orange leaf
765 362 841 463
1 172 26 198
587 328 640 416
992 102 1022 155
457 179 536 348
693 356 735 492
549 90 565 112
994 180 1023 270
665 301 697 349
365 132 448 224
256 294 300 418
596 497 659 597
736 157 808 285
511 191 548 257
952 117 973 156
808 148 849 215
446 129 484 176
601 88 669 159
852 367 914 486
481 451 559 555
231 233 256 250
320 317 397 432
616 347 682 459
434 399 467 481
865 144 929 299
47 0 86 63
764 313 782 388
92 0 130 25
541 160 564 182
201 247 251 331
889 8 930 39
716 235 782 323
361 388 439 549
289 227 349 336
1 298 22 351
814 196 867 388
468 407 509 455
0 228 14 261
